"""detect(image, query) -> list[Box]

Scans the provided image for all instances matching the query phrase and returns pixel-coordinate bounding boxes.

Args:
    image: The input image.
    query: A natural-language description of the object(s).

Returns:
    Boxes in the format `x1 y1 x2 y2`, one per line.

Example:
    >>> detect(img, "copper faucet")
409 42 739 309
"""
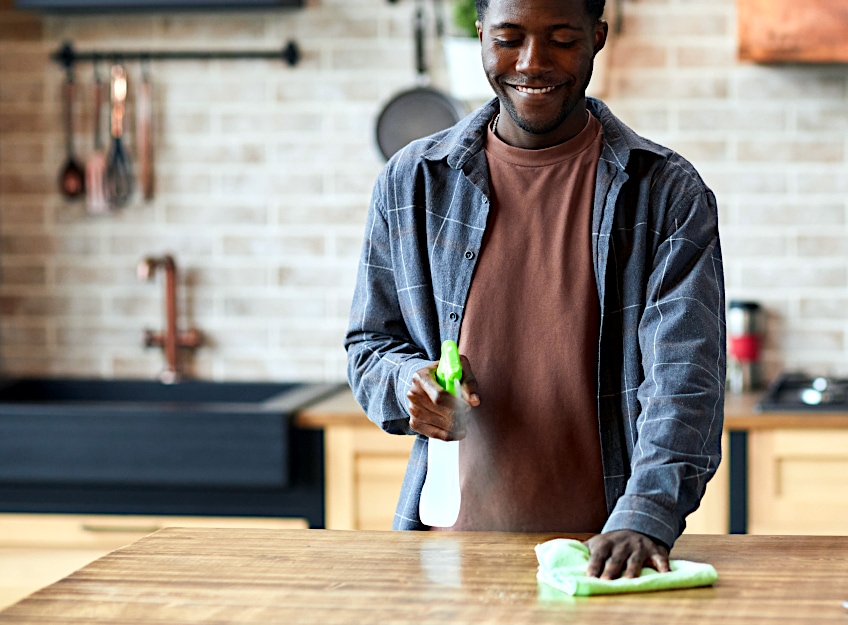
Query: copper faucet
137 254 203 383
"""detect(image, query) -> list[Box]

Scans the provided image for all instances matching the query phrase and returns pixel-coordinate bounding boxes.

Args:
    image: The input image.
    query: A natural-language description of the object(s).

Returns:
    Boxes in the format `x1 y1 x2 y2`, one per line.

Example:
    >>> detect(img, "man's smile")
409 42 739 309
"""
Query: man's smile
510 84 560 95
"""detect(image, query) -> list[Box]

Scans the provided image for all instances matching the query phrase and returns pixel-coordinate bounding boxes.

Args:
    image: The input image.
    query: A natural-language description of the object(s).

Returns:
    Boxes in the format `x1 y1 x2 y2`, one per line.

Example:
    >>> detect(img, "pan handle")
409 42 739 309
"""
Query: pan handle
433 0 445 37
414 0 427 78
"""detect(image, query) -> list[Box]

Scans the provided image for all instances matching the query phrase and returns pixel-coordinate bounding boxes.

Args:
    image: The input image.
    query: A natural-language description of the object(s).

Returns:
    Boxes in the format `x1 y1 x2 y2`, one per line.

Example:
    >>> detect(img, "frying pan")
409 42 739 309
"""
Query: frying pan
375 0 465 161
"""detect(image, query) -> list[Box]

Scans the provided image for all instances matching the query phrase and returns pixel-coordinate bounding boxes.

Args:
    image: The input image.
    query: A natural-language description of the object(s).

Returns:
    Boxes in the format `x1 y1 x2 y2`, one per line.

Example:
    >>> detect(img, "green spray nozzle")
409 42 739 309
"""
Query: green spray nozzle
435 340 462 398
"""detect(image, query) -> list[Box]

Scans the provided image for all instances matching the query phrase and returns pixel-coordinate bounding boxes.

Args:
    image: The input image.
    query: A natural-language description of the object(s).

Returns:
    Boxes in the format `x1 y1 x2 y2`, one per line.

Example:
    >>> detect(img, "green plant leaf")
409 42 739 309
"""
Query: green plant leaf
452 0 479 38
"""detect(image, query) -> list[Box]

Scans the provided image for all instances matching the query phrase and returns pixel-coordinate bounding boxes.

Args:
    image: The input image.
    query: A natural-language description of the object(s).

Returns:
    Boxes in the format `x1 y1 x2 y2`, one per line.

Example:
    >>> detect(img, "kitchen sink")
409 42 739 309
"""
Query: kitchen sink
0 378 342 491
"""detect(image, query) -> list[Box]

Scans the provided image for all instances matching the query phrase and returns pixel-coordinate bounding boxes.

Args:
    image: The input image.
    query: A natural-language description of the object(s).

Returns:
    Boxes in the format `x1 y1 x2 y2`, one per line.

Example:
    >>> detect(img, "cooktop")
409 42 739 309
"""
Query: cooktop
755 373 848 412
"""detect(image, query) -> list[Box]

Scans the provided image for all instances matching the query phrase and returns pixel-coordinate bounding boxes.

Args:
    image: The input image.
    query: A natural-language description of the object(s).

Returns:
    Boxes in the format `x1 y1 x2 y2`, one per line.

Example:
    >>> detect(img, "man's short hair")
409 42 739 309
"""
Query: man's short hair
475 0 606 23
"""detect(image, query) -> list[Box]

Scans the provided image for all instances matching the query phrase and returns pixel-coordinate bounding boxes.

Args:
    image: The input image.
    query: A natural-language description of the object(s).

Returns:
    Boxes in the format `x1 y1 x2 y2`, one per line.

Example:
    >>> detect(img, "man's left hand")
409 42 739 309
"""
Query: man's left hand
584 530 670 579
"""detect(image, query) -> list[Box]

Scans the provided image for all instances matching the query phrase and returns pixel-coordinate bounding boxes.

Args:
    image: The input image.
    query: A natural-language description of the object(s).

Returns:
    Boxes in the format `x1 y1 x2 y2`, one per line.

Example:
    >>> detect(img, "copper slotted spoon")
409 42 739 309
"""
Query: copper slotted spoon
85 66 110 213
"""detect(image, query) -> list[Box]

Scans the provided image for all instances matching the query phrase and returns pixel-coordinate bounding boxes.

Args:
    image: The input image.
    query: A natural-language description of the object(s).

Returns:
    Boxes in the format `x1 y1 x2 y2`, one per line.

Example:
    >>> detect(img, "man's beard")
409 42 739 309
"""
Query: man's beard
500 63 594 136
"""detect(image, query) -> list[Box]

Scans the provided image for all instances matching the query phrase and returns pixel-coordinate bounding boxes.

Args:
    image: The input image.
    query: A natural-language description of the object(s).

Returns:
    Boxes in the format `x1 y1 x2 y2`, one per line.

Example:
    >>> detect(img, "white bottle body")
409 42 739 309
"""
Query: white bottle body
419 437 461 527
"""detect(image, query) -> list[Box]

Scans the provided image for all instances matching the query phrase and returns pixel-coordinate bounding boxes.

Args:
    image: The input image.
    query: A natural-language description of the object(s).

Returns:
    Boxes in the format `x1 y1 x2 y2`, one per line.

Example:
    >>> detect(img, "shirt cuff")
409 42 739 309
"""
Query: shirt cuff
602 494 680 549
395 356 434 419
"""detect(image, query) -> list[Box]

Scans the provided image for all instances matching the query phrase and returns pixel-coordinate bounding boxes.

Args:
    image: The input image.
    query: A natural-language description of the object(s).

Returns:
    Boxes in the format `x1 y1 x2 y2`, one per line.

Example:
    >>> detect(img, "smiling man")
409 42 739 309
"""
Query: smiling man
346 0 725 580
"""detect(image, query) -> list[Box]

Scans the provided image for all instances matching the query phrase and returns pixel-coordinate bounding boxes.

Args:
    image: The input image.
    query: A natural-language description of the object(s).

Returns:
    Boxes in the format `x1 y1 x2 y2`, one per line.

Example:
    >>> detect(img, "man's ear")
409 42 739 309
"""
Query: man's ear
476 20 483 43
594 20 609 55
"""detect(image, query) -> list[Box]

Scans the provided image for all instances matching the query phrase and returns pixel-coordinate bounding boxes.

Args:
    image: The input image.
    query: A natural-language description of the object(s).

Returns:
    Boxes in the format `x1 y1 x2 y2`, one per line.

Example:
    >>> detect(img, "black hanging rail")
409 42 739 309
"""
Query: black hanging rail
51 40 300 72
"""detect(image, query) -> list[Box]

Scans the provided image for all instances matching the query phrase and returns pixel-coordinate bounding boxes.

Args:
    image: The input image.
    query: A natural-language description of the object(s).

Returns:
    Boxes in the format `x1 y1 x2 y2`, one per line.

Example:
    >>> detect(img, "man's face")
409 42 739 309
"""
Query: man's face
477 0 607 149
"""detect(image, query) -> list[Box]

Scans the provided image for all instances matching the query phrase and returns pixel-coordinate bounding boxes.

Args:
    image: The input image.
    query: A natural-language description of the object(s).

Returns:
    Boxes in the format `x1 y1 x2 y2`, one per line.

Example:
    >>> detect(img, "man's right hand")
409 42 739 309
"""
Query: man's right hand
406 355 480 441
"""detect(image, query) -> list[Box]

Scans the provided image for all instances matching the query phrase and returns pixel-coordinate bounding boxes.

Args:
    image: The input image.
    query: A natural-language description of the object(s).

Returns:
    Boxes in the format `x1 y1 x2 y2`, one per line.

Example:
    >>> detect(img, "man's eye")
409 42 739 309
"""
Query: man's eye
493 39 521 48
553 40 577 48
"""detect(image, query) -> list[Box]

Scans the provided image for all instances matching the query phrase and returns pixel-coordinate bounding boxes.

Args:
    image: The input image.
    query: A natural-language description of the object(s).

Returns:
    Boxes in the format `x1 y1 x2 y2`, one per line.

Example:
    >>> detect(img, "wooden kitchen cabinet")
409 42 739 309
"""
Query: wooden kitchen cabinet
725 394 848 535
747 430 848 535
0 513 307 610
682 432 730 535
738 0 848 63
325 426 413 530
297 394 413 530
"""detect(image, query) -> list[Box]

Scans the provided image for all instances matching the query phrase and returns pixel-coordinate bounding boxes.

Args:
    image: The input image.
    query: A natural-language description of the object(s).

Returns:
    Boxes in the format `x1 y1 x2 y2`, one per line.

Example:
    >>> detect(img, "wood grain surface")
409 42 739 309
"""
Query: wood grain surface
2 529 847 624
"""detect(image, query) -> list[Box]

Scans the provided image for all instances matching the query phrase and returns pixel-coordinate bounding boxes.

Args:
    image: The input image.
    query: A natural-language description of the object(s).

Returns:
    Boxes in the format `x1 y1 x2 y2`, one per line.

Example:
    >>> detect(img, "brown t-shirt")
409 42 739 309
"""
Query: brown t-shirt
446 112 608 532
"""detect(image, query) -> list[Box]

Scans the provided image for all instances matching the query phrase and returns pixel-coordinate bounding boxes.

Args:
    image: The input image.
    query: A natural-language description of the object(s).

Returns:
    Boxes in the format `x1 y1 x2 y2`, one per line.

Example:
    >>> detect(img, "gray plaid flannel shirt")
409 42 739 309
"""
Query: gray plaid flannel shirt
344 98 725 548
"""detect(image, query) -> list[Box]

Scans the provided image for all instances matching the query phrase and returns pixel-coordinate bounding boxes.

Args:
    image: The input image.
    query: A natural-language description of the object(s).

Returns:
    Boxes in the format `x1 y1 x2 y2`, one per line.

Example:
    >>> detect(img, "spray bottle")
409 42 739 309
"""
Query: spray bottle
418 339 462 527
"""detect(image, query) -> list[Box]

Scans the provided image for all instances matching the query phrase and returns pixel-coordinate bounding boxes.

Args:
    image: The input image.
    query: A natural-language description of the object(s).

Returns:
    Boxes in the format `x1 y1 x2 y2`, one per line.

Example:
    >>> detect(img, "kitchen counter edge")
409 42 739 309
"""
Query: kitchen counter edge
296 387 848 430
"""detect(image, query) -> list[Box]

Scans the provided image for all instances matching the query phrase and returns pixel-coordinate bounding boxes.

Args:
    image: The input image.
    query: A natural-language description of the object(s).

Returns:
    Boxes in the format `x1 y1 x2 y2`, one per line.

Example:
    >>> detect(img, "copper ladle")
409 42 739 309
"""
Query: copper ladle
59 73 85 200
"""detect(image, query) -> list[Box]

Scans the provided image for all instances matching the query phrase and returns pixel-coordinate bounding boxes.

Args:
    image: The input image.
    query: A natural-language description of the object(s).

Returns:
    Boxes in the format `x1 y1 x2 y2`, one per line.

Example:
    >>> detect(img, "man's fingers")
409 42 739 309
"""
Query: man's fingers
651 552 671 573
622 552 645 579
409 418 463 441
408 399 466 440
600 547 628 580
407 400 464 438
585 530 671 580
411 366 446 404
406 357 478 440
406 382 466 440
458 355 481 406
585 539 610 578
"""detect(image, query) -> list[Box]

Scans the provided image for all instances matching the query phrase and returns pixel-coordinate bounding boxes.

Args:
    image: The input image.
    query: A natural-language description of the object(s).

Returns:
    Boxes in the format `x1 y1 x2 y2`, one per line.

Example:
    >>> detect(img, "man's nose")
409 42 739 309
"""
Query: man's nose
516 38 554 74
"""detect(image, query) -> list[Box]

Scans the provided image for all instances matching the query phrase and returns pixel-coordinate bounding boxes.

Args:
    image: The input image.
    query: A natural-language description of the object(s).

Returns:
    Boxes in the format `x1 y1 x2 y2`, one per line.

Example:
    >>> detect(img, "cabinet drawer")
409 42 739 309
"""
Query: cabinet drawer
0 513 307 550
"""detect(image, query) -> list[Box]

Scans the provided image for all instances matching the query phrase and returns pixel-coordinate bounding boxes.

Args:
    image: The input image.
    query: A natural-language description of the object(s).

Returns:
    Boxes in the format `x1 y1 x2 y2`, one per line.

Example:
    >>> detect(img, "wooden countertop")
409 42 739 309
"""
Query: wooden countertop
1 528 846 624
297 387 848 430
723 392 848 429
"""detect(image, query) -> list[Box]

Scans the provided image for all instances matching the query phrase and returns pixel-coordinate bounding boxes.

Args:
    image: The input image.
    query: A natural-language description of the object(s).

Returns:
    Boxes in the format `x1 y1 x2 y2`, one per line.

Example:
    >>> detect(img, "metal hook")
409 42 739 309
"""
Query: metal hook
54 42 76 81
141 55 152 82
92 52 102 83
614 0 624 35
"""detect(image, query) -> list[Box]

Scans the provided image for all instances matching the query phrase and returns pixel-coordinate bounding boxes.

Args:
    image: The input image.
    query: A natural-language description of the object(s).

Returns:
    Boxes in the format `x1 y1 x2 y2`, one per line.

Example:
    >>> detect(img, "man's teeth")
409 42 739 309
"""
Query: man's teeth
514 85 556 94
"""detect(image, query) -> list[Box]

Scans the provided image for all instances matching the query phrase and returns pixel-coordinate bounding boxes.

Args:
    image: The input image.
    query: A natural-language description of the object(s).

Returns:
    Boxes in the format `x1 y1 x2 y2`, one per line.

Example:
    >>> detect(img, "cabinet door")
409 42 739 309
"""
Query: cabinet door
355 454 412 530
324 426 414 530
748 429 848 534
683 432 729 535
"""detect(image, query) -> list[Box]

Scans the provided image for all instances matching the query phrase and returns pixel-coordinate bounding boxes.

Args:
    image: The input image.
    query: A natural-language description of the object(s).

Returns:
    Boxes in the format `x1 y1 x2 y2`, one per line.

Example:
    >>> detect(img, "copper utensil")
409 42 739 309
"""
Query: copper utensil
58 73 85 200
136 62 154 201
85 67 110 213
105 63 133 207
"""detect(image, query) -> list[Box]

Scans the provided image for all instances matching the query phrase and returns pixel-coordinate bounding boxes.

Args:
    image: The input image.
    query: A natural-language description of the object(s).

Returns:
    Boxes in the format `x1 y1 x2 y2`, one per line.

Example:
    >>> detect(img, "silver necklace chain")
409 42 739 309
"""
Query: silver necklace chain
491 113 500 135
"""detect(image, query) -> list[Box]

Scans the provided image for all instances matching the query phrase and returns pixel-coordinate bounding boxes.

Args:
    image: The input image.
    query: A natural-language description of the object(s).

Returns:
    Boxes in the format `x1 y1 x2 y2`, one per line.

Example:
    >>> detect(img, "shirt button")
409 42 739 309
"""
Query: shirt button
482 197 488 204
449 312 459 322
464 250 475 260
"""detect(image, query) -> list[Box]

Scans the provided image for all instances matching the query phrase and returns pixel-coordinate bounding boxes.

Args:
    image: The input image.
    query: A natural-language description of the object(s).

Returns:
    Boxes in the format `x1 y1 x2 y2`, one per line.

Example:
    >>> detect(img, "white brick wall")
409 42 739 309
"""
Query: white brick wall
1 0 847 383
604 0 848 380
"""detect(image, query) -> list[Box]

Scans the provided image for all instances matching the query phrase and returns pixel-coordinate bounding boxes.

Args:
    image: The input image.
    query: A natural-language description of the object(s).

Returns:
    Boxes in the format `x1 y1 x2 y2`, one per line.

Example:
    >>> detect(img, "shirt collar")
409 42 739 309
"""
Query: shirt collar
421 97 669 172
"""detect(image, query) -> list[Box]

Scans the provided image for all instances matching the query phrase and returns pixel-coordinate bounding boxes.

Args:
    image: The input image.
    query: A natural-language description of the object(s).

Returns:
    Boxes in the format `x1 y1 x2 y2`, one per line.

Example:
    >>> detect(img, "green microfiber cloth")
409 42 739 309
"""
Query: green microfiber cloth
535 538 718 597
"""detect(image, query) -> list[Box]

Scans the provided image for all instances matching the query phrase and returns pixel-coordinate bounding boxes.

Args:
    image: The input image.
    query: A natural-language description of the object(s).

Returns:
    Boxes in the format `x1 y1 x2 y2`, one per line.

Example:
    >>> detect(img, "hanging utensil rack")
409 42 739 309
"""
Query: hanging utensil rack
51 40 300 71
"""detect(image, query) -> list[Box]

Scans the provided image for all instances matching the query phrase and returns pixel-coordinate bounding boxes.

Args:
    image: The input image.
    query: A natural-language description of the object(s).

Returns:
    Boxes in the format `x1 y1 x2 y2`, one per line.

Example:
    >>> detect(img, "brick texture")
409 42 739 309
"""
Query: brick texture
1 0 847 382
